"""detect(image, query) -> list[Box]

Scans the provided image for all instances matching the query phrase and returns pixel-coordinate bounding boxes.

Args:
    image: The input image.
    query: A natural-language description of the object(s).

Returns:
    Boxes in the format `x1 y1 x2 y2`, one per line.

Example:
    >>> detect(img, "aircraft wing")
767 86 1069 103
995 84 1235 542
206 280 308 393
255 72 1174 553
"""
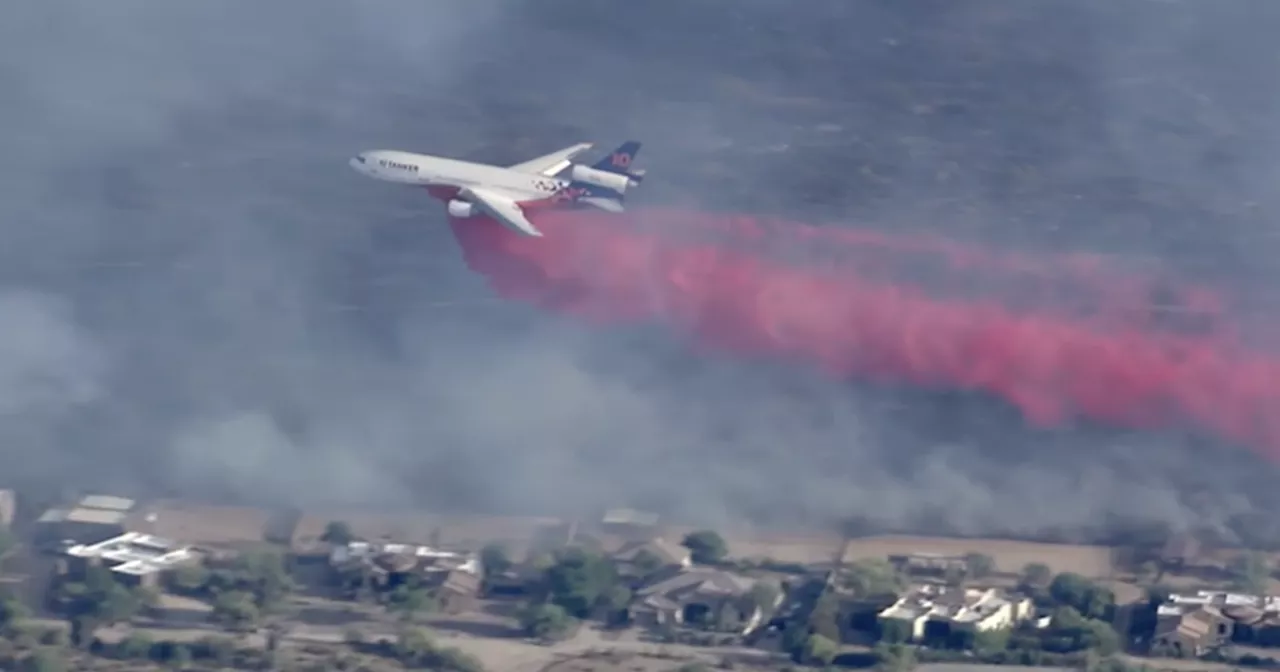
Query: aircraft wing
460 187 543 237
507 142 594 176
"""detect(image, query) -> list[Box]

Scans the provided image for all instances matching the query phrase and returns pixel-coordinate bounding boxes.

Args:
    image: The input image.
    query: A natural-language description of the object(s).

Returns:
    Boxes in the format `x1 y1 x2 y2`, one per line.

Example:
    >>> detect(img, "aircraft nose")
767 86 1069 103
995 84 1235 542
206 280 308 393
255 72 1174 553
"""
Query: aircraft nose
349 154 368 171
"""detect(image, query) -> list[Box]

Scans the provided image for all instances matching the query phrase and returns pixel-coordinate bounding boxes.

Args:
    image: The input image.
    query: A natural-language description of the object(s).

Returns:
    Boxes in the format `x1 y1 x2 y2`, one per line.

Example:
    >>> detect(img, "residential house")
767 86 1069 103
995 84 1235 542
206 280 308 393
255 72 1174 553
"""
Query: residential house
1152 606 1231 657
1156 590 1280 649
629 567 771 634
35 494 139 547
877 585 1034 643
611 537 692 585
436 569 483 614
1224 607 1280 648
62 531 199 589
484 562 543 598
330 540 482 613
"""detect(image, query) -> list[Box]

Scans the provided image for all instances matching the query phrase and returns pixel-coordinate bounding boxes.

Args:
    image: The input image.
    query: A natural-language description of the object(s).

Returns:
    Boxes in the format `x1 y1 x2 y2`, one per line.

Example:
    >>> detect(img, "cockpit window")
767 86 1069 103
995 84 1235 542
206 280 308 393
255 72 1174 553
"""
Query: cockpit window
354 156 366 164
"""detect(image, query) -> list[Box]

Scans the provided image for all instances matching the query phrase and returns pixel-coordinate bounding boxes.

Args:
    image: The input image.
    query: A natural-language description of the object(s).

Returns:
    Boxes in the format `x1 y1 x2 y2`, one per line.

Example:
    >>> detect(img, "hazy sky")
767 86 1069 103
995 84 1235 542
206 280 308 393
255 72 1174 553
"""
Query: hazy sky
2 0 1279 540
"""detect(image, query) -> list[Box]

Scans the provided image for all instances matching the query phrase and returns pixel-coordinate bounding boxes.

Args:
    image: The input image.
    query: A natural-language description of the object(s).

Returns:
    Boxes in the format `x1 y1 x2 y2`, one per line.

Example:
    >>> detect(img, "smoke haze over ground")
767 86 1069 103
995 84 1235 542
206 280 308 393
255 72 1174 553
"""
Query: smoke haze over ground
3 0 1280 542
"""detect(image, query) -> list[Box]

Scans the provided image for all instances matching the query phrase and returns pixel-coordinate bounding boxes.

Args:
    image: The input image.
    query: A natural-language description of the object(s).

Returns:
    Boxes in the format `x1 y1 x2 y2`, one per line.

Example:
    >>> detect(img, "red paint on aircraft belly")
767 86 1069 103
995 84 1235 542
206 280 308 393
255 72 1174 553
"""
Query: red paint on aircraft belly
518 197 560 210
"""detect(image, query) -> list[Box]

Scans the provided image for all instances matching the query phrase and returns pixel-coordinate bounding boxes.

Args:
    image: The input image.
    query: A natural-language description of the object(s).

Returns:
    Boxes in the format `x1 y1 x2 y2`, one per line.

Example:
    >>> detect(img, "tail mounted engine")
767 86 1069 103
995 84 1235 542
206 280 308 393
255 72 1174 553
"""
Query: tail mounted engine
569 164 636 193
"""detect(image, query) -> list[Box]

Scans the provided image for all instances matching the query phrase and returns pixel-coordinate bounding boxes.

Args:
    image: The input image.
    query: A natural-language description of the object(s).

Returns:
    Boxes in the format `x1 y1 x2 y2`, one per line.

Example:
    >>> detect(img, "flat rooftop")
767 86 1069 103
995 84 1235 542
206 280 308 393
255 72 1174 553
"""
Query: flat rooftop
66 531 195 576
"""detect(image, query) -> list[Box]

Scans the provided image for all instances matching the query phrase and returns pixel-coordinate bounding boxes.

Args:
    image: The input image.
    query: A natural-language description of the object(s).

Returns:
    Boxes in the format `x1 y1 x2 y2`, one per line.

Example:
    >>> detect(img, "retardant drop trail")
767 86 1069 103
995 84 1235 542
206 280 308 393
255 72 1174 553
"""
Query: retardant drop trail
449 208 1280 459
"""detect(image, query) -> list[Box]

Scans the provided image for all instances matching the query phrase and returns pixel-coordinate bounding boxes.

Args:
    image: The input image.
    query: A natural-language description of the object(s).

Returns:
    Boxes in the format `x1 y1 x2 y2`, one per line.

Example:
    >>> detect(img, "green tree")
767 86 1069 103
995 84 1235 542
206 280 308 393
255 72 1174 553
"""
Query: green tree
0 594 30 631
1021 562 1053 587
781 622 811 661
1145 584 1173 605
599 585 633 613
681 530 729 565
964 552 996 580
520 603 574 640
94 584 141 625
115 632 154 660
974 627 1011 653
394 627 437 666
631 549 665 576
169 564 209 594
808 592 841 643
596 583 632 627
39 627 67 647
196 636 236 667
1083 619 1120 655
545 547 617 618
845 558 905 597
1229 552 1270 594
878 617 912 644
748 581 780 611
55 567 141 627
434 646 487 672
321 521 355 545
1052 605 1085 629
1083 587 1116 620
873 642 917 672
24 647 67 672
211 590 260 630
134 586 160 612
480 543 512 578
804 633 839 666
1049 573 1113 619
386 585 435 622
232 548 295 610
1041 607 1119 654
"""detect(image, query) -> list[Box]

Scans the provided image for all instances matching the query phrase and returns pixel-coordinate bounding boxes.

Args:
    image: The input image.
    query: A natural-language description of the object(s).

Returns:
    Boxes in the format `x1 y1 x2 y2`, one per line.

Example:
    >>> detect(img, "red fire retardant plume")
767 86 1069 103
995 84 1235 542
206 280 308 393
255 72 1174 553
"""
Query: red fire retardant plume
448 209 1280 458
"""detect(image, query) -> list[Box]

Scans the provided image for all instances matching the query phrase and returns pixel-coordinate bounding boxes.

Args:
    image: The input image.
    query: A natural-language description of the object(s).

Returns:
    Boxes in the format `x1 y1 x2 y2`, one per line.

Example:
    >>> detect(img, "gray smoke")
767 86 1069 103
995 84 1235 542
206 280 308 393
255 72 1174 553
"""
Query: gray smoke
2 0 1279 542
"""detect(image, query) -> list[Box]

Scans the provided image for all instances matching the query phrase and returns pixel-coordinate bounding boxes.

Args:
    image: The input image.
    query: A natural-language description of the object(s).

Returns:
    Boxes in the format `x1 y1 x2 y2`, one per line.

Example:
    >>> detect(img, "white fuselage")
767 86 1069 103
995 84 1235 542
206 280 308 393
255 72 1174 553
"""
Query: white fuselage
348 150 571 202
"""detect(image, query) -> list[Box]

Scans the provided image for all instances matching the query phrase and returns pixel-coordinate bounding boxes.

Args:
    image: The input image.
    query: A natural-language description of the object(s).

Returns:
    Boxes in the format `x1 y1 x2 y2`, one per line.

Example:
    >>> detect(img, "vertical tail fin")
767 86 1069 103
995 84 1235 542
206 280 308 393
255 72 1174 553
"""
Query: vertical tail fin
591 141 643 177
542 141 643 212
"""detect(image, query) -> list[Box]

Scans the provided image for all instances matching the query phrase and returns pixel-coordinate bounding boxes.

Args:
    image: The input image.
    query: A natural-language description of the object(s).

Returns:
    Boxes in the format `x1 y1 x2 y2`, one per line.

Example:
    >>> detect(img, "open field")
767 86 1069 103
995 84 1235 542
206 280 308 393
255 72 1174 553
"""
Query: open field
842 535 1116 579
140 501 1129 583
141 500 569 558
291 511 565 556
133 500 282 547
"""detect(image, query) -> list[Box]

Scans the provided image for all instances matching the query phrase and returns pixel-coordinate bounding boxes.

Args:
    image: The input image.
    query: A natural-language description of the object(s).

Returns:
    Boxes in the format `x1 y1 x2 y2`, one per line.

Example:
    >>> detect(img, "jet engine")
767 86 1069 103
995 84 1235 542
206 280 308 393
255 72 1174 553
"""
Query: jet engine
447 200 478 218
569 165 635 193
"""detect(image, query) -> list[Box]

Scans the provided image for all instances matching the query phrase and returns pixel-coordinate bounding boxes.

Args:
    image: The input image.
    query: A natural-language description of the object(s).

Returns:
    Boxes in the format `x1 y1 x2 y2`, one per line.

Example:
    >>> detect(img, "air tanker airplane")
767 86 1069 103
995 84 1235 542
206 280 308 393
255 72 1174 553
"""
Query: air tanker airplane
349 141 644 237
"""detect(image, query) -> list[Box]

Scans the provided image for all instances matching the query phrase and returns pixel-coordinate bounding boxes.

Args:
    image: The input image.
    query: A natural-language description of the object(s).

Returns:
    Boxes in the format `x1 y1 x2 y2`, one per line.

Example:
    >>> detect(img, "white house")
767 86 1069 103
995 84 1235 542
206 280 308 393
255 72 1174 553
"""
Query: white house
878 585 1034 641
64 531 197 586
